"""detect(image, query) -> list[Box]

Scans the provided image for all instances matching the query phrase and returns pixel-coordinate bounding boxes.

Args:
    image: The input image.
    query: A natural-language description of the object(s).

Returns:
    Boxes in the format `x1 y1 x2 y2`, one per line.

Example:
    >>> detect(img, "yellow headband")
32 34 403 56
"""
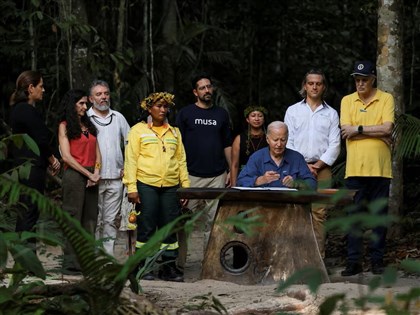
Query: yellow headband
140 92 175 110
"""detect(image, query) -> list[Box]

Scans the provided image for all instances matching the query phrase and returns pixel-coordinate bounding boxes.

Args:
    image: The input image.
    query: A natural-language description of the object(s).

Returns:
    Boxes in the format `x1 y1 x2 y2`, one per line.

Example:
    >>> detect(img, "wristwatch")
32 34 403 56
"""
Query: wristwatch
358 125 363 134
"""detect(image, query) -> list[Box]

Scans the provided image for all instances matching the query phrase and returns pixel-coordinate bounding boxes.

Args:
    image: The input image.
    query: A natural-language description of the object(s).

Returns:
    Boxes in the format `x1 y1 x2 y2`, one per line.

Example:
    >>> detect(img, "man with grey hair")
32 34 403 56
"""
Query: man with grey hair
284 69 341 257
87 80 130 256
237 121 316 189
340 60 394 276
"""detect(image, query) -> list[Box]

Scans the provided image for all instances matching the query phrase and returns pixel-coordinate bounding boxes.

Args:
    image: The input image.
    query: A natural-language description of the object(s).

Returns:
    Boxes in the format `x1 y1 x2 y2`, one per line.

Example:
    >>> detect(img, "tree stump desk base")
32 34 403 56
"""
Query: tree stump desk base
177 188 354 285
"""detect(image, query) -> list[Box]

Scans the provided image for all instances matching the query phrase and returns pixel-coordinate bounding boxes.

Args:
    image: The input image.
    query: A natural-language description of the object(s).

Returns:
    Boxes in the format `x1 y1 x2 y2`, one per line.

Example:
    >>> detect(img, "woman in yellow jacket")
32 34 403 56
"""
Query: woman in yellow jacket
123 92 189 282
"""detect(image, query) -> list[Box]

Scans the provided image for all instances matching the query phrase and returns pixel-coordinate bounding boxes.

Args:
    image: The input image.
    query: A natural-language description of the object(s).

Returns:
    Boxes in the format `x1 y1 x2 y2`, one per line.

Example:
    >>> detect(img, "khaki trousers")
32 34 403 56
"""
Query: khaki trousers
177 172 226 270
312 166 332 258
62 167 98 270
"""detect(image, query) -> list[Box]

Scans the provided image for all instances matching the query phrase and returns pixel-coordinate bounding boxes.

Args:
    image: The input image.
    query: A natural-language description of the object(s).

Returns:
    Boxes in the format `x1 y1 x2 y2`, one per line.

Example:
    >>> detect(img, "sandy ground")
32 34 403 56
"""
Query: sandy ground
132 231 420 314
19 229 420 315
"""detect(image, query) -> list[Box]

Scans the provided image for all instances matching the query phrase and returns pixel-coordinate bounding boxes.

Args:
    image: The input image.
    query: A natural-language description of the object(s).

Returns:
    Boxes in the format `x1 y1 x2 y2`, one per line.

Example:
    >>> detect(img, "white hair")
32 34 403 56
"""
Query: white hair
267 121 288 136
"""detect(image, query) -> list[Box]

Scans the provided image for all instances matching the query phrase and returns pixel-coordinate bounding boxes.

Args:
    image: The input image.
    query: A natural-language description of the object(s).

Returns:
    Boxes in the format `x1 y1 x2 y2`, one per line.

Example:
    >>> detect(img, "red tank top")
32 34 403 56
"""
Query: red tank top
62 121 97 167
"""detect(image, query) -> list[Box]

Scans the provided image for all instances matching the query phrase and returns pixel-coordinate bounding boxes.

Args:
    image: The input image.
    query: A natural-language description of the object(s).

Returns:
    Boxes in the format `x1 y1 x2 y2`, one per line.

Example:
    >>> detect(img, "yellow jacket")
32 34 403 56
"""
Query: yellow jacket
123 121 190 193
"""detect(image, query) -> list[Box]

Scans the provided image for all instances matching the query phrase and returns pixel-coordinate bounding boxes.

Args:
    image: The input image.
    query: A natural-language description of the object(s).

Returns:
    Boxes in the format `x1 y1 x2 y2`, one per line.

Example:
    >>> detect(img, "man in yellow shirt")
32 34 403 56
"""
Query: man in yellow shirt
340 61 394 276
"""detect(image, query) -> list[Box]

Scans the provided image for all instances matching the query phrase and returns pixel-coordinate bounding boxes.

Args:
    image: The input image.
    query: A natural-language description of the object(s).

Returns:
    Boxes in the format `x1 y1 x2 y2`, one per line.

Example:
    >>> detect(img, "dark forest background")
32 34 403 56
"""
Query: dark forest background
0 0 419 227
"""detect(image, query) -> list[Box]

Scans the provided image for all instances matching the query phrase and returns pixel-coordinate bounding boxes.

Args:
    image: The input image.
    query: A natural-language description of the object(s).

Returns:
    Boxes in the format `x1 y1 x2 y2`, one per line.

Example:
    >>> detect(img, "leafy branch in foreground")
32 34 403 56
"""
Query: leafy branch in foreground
0 171 192 314
275 258 420 314
180 292 228 314
393 114 420 160
217 208 264 237
274 198 420 315
0 132 204 313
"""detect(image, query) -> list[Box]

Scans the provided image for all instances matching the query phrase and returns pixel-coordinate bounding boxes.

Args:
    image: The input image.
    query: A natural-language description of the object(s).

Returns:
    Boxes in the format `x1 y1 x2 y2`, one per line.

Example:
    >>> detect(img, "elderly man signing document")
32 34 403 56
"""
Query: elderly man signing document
237 121 316 190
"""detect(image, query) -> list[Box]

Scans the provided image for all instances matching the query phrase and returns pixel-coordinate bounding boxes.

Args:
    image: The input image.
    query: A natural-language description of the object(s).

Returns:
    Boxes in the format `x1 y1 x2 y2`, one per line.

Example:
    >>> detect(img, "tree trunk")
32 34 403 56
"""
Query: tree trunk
195 0 208 71
29 15 36 70
71 0 91 90
59 0 91 90
113 0 126 106
58 0 73 88
160 0 177 92
149 0 155 90
408 0 420 108
142 0 148 76
377 0 404 237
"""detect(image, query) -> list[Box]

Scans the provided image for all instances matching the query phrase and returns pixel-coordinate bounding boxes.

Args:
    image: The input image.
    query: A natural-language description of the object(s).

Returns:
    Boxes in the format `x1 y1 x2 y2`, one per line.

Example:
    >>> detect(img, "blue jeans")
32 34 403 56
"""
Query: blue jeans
345 177 390 264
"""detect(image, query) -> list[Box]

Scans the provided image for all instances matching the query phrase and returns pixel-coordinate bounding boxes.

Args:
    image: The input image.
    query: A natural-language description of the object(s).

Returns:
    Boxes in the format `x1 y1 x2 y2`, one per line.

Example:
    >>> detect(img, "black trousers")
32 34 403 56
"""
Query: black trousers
345 176 390 264
15 165 47 250
136 182 180 259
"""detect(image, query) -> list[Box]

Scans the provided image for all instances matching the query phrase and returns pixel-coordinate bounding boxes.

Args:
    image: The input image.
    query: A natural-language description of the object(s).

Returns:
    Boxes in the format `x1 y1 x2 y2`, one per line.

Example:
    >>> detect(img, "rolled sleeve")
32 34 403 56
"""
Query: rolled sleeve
319 110 341 166
122 127 140 193
236 164 259 187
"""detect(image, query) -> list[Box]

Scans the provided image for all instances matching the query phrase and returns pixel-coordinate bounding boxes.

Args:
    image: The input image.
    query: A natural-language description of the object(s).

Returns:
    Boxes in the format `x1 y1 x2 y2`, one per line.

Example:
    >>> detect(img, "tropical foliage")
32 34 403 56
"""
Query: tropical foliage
1 0 419 125
1 0 420 313
0 159 192 313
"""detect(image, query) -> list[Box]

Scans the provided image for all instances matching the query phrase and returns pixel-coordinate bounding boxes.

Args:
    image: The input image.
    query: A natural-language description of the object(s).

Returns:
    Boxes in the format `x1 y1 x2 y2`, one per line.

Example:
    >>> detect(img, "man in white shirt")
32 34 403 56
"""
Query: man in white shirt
87 80 130 256
284 69 341 257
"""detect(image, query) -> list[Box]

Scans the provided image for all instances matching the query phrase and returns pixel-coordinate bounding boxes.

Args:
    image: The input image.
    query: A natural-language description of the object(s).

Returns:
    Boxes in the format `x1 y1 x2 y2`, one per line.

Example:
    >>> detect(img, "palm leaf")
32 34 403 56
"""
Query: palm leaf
0 173 188 313
393 114 420 160
212 86 239 129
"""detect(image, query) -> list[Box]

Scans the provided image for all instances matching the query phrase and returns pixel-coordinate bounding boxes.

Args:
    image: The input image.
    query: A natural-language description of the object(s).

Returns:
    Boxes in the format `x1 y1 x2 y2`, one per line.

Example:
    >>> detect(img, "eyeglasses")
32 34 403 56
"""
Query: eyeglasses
197 84 213 91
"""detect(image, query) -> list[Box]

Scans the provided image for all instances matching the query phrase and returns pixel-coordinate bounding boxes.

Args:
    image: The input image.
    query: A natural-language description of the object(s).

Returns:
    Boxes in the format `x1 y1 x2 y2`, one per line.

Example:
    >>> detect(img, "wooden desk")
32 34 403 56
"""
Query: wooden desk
177 188 354 285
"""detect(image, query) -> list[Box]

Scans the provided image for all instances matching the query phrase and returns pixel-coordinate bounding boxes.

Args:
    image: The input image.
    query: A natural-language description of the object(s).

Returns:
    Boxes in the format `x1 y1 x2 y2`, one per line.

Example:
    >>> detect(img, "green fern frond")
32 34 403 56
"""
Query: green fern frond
1 175 127 312
1 171 195 313
393 114 420 159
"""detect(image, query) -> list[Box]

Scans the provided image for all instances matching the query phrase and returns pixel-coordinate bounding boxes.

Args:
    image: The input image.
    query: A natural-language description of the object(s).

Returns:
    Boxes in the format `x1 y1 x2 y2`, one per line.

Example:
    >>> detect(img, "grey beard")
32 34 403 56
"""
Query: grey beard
93 101 110 112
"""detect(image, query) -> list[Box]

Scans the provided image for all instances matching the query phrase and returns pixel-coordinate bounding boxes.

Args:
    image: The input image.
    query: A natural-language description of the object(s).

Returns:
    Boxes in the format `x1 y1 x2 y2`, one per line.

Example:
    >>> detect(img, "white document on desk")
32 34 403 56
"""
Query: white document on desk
232 186 298 191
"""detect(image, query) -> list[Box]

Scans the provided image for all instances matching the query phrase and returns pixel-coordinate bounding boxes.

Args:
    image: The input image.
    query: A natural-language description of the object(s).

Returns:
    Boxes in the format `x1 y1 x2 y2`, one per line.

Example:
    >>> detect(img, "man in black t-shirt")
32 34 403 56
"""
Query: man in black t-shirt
176 72 232 272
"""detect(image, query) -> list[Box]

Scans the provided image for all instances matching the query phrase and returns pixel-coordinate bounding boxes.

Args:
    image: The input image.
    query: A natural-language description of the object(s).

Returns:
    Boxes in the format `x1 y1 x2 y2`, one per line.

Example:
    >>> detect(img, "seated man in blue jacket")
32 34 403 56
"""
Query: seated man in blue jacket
237 121 316 189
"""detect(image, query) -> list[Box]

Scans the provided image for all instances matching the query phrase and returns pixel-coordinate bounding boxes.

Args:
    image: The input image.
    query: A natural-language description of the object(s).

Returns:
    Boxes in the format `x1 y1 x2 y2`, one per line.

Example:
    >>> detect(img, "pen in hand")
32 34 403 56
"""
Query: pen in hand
281 171 294 187
264 170 280 184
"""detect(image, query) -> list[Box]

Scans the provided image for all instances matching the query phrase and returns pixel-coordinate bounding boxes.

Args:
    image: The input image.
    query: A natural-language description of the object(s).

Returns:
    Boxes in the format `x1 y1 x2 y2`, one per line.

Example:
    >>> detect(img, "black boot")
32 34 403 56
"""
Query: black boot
371 260 385 275
341 262 363 276
159 262 184 282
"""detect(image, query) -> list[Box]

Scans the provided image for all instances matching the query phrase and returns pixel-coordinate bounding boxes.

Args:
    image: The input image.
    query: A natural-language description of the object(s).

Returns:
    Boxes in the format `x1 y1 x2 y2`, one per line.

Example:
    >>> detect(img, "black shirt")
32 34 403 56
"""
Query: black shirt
176 104 232 177
9 102 53 169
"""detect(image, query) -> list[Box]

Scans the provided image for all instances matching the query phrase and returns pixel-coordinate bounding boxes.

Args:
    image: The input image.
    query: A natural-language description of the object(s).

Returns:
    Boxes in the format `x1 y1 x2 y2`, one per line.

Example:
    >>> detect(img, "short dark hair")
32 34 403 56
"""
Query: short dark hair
299 69 328 99
191 72 212 90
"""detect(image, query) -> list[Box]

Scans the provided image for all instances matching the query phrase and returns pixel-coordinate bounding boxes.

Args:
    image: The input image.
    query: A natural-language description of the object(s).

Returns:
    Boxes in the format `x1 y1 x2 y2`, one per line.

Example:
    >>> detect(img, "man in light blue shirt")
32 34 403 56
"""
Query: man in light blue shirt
237 121 316 190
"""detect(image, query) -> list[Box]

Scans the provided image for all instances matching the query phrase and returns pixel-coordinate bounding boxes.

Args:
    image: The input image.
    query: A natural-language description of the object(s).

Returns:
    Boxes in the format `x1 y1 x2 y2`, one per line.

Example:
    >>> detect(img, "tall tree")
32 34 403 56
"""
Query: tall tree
160 0 177 92
59 0 91 90
113 0 126 102
377 0 404 235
